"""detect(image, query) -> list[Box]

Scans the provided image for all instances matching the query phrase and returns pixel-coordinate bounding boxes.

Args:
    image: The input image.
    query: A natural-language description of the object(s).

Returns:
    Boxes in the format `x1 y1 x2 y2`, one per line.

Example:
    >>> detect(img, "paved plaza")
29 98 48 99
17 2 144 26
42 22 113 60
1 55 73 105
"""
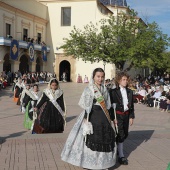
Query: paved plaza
0 83 170 170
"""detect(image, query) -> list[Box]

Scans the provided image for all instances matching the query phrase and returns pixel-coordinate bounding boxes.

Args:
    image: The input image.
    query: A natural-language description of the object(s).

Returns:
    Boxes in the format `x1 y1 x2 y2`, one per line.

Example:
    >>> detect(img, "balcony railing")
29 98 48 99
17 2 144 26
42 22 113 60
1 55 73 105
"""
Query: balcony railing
0 37 50 52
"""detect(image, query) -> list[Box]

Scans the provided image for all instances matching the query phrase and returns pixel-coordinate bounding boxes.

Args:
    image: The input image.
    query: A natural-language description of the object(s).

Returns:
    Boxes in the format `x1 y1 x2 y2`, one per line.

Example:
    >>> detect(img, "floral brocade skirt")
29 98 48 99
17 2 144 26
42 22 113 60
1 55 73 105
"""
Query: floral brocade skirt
61 111 117 170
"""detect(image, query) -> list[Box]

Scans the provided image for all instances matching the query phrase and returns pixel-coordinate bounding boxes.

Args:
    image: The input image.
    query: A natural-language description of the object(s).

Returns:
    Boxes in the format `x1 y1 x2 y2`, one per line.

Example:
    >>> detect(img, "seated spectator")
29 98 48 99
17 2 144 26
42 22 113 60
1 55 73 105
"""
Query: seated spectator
135 86 147 104
128 82 137 94
159 96 167 112
143 80 150 91
146 87 162 107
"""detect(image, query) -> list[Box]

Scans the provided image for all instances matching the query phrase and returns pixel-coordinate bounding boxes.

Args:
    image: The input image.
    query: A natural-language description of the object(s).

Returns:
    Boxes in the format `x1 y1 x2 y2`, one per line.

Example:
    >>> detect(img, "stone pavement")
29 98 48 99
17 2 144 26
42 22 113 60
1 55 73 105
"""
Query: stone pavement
0 83 170 170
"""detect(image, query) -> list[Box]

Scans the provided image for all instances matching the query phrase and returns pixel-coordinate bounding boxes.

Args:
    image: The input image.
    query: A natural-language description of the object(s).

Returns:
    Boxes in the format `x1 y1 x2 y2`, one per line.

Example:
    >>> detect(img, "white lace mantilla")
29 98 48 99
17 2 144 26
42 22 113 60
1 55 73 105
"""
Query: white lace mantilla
44 88 63 100
78 86 111 114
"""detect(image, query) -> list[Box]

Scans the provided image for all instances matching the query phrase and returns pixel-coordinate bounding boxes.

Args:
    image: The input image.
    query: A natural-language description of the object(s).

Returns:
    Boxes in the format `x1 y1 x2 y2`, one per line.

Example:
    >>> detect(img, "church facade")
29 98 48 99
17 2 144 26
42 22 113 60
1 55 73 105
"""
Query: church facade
0 0 145 81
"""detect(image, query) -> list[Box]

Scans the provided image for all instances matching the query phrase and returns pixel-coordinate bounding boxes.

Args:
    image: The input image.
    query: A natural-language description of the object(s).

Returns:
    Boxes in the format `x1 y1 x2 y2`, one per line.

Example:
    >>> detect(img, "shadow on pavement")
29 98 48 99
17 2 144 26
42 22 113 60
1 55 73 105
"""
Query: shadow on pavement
0 131 27 144
0 113 23 120
66 116 77 123
111 130 154 169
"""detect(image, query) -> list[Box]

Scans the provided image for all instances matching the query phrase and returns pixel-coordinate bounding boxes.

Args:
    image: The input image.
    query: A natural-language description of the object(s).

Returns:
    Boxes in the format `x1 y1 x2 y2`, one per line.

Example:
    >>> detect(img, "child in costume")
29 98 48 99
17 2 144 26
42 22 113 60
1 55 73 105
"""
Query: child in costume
33 78 66 133
23 84 42 130
110 72 135 165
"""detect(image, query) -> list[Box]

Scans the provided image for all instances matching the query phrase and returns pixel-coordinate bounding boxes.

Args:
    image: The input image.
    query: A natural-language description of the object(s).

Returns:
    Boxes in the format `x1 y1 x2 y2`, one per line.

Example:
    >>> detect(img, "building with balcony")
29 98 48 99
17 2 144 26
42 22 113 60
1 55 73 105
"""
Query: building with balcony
0 0 50 74
0 0 145 81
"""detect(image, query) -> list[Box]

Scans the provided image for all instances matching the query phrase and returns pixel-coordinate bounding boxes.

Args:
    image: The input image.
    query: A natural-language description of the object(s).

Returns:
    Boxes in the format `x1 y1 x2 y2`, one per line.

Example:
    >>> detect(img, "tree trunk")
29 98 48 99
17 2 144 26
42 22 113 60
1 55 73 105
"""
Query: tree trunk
123 62 134 72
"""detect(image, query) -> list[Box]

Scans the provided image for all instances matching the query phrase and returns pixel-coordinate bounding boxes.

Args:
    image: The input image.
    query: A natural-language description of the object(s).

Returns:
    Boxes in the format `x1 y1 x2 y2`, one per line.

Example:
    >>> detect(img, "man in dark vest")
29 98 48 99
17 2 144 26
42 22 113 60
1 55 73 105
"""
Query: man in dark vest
110 72 135 165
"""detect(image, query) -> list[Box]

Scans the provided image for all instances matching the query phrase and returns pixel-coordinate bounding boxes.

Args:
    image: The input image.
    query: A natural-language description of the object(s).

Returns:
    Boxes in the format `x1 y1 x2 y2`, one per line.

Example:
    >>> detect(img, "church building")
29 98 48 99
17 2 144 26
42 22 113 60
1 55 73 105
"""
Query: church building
0 0 144 81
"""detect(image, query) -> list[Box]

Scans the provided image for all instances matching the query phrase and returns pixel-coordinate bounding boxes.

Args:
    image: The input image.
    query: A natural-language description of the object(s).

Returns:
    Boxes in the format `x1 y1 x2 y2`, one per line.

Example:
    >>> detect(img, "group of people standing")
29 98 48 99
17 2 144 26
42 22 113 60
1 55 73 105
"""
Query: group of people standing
13 67 135 169
77 74 89 83
62 68 135 169
13 77 66 134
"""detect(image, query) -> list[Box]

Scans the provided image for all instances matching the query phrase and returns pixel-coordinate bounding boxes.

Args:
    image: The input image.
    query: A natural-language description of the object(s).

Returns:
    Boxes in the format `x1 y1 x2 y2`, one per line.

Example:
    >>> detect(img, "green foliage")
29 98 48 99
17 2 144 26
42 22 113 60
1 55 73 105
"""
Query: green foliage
60 8 170 71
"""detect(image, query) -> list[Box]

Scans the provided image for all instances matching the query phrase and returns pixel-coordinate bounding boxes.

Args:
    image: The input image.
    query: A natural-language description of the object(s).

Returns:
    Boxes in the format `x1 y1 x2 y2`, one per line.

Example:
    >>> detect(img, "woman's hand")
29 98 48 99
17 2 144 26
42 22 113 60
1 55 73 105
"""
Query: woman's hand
113 119 118 125
34 107 38 112
129 118 134 126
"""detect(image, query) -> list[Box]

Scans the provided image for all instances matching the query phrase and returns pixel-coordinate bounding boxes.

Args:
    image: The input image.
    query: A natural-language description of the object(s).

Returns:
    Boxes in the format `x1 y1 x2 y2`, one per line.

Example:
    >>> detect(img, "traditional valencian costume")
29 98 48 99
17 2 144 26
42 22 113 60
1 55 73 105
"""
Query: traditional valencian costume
32 78 66 134
23 86 42 130
61 72 117 170
20 84 31 113
13 78 23 105
109 72 135 165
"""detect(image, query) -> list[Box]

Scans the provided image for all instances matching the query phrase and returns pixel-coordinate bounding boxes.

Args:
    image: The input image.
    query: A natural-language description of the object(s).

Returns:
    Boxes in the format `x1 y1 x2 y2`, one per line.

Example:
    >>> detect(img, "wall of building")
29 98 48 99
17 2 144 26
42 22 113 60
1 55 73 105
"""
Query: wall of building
1 0 48 20
0 1 49 73
0 1 47 41
46 0 116 81
46 0 110 54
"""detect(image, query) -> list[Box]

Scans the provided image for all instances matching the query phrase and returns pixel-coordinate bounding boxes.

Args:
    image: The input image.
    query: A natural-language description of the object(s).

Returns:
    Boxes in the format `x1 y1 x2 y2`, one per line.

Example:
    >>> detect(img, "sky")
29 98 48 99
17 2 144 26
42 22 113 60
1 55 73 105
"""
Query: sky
127 0 170 38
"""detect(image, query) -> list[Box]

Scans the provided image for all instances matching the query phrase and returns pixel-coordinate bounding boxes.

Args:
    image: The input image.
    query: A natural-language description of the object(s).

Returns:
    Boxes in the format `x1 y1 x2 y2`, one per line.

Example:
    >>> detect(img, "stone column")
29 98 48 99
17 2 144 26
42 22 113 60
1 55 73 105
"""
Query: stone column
42 62 47 72
0 60 4 72
30 62 36 72
10 60 20 72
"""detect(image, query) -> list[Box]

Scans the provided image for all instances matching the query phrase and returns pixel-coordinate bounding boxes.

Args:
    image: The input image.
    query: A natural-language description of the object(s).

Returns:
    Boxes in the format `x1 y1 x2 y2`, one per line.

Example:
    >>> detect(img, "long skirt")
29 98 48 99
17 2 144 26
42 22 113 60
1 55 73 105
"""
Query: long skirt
61 111 117 170
160 100 167 110
24 102 33 130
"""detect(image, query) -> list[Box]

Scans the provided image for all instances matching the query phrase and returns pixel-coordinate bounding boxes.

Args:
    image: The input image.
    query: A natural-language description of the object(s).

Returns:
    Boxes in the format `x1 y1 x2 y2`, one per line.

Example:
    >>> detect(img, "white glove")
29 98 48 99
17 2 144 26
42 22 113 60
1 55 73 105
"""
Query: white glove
33 111 37 121
31 101 34 106
21 106 26 113
83 121 93 136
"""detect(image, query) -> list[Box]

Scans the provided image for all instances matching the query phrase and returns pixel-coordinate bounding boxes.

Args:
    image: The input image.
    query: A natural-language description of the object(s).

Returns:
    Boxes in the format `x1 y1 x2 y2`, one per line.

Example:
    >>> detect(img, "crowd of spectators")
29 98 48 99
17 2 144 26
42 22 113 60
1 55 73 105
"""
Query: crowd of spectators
23 36 46 46
7 34 46 46
0 70 56 91
131 73 170 112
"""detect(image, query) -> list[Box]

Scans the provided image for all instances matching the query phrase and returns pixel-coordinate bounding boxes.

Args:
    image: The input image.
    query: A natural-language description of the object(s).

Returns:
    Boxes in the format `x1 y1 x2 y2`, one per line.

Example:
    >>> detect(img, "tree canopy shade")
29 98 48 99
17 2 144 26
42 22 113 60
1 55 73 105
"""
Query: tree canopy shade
60 8 170 71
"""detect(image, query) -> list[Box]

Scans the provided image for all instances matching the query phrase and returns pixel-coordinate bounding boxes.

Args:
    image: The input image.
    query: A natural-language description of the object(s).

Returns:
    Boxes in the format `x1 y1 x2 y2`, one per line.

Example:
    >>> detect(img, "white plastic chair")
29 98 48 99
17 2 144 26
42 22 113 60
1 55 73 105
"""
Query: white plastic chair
153 98 160 109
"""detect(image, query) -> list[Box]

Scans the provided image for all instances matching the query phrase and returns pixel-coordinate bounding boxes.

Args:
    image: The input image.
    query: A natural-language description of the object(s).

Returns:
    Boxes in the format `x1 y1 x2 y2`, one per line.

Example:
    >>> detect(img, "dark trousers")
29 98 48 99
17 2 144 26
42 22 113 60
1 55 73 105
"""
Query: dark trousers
147 98 156 107
117 114 129 143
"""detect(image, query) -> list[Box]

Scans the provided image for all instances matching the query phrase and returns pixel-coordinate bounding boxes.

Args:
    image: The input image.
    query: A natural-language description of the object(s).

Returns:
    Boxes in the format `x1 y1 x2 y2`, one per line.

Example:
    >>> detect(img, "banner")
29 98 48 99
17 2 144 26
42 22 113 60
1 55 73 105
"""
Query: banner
10 39 19 60
42 46 47 62
41 46 47 61
28 43 35 61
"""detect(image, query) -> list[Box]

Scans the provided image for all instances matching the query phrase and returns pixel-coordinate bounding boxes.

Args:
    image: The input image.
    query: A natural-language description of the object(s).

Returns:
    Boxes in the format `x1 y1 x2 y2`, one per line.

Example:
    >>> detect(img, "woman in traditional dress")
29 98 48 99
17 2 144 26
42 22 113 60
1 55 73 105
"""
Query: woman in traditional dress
32 78 66 134
84 75 89 83
61 68 117 170
23 84 42 130
20 83 31 113
13 78 23 105
77 74 82 83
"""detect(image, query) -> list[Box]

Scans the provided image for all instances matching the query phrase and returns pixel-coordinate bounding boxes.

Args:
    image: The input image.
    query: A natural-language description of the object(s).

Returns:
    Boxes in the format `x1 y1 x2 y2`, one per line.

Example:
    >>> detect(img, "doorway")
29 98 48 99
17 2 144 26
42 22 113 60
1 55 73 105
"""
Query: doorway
19 55 29 74
59 60 71 81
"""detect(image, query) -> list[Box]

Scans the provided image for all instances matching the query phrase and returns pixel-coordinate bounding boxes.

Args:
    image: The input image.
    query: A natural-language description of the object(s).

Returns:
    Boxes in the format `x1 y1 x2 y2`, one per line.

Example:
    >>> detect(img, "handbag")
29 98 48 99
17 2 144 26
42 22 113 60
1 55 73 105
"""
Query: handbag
33 120 44 134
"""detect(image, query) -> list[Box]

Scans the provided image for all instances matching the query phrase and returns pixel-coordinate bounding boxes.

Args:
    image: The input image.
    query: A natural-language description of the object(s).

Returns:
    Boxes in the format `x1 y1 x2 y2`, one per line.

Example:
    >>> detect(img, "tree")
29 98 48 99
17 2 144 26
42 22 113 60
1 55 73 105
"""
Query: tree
60 8 170 71
159 52 170 72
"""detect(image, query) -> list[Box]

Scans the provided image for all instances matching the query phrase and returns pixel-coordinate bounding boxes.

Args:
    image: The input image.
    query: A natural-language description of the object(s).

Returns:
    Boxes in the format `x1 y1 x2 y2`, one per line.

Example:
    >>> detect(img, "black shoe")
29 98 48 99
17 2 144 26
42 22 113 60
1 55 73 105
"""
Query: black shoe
118 157 128 165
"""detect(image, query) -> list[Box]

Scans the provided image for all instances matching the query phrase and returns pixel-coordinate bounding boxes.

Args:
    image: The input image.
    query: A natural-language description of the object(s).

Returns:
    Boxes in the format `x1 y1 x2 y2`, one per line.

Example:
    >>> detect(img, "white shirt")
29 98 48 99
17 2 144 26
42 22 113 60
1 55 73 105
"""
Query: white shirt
153 91 161 99
120 86 129 111
138 89 147 97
